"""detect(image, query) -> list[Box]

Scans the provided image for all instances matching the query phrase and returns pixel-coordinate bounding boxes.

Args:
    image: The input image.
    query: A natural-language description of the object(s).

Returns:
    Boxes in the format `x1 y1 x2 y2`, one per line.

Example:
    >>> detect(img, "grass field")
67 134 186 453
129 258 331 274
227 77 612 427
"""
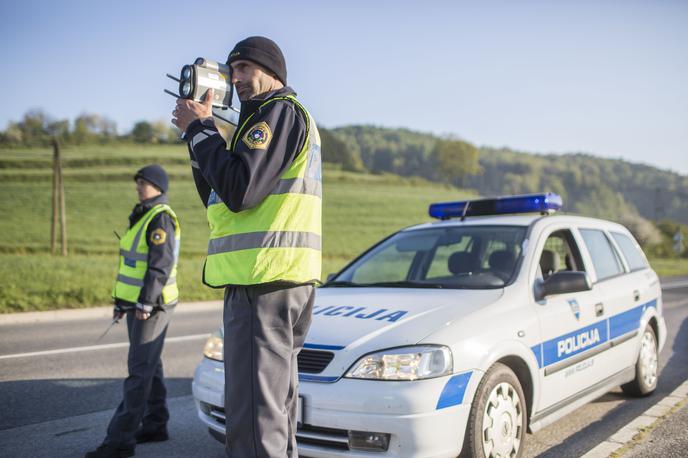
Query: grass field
0 144 470 312
2 145 685 313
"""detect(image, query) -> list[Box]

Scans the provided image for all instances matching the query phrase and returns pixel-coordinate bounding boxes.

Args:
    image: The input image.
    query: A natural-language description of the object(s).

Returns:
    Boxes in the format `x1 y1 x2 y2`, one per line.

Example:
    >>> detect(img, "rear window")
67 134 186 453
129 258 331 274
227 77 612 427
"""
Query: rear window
579 229 624 281
611 232 648 271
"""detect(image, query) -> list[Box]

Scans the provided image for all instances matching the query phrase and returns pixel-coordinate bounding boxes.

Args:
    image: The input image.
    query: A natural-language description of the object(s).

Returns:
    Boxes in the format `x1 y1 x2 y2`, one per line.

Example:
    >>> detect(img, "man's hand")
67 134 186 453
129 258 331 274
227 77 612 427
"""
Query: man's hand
172 89 214 132
135 303 154 321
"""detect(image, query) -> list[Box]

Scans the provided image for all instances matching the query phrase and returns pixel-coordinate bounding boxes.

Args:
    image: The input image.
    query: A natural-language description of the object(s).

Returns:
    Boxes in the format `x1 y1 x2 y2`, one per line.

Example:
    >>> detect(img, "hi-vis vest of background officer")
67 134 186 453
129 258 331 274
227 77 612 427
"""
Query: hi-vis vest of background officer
113 204 180 304
204 95 322 286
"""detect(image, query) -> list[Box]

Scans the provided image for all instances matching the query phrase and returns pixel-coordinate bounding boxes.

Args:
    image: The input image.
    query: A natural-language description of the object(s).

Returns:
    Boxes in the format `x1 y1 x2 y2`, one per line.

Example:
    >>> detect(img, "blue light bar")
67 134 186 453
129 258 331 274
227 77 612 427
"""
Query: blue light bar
429 193 563 220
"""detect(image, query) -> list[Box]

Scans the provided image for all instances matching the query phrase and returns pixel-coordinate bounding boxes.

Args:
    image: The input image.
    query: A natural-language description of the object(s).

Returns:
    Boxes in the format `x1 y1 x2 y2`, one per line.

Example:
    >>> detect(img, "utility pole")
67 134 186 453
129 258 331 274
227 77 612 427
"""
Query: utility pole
51 138 67 256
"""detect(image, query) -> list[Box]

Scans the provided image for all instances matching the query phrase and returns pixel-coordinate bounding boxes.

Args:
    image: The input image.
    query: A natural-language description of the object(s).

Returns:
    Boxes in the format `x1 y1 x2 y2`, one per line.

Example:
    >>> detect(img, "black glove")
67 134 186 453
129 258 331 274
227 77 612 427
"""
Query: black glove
113 304 127 320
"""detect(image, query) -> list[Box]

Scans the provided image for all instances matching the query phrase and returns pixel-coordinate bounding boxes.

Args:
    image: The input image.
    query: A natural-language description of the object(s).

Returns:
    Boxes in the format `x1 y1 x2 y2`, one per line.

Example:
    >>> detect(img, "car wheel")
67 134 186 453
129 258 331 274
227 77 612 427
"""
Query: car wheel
463 362 527 458
622 325 658 397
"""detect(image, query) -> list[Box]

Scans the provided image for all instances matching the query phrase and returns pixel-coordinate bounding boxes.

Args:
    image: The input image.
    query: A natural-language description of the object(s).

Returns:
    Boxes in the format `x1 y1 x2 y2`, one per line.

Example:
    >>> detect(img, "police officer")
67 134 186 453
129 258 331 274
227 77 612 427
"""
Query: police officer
86 164 181 458
172 36 321 457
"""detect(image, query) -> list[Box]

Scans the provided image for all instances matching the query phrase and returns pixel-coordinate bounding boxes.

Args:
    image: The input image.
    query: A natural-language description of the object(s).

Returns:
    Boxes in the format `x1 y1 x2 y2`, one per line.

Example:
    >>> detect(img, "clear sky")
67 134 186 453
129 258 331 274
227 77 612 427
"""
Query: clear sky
2 0 687 174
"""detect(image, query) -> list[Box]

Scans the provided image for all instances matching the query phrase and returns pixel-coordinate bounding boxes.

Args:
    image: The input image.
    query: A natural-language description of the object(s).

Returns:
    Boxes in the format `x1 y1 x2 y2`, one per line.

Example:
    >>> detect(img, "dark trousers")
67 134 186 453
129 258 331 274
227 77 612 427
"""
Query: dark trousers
223 284 315 458
104 307 174 449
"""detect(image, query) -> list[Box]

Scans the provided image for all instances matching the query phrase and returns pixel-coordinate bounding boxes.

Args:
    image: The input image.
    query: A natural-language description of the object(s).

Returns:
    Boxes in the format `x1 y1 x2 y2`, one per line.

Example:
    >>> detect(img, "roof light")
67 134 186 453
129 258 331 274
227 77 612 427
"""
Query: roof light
429 193 563 220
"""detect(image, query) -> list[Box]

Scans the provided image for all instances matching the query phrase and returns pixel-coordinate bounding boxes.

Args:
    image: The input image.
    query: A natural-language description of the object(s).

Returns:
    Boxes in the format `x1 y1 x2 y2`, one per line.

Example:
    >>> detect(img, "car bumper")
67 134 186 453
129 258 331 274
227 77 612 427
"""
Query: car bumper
192 358 475 458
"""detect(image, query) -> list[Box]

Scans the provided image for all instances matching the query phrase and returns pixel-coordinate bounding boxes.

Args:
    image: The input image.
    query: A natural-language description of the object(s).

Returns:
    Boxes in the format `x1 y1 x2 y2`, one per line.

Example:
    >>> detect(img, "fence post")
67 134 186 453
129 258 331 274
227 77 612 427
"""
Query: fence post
51 138 67 256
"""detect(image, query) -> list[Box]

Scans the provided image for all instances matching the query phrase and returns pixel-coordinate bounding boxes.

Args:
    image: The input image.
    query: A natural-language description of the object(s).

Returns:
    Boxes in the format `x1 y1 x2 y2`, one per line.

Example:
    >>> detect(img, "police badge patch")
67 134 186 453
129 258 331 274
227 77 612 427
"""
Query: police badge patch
150 228 167 245
242 121 272 150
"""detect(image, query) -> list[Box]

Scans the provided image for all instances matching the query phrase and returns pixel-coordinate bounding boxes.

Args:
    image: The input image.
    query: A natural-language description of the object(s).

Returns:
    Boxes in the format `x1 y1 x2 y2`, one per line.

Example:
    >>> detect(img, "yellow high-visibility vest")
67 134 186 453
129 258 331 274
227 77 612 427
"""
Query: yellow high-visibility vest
112 204 180 304
204 95 322 286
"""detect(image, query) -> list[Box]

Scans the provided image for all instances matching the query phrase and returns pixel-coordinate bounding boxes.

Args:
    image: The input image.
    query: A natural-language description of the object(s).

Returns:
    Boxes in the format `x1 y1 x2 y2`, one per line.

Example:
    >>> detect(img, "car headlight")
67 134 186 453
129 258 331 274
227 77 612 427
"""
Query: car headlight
203 330 224 362
345 345 452 381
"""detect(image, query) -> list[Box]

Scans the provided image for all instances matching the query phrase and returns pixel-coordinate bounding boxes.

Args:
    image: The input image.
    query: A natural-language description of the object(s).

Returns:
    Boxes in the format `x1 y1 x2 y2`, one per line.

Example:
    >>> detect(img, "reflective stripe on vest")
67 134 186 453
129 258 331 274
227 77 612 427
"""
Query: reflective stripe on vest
112 204 181 304
204 95 322 286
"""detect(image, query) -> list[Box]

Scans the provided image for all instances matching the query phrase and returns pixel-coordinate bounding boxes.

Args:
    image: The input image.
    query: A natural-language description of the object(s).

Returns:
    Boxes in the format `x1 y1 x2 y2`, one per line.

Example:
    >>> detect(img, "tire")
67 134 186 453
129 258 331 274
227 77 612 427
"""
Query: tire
622 325 659 397
462 363 527 458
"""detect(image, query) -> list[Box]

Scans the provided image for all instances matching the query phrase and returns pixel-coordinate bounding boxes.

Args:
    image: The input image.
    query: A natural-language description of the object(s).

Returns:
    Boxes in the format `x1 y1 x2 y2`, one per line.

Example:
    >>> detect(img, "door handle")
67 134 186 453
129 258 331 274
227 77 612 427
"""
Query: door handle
633 290 640 301
595 302 604 317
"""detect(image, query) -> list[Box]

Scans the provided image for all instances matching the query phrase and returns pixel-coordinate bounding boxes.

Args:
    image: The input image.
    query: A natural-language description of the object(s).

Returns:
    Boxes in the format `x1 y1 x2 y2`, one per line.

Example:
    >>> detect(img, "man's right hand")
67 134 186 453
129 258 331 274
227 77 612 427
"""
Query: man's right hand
172 89 214 133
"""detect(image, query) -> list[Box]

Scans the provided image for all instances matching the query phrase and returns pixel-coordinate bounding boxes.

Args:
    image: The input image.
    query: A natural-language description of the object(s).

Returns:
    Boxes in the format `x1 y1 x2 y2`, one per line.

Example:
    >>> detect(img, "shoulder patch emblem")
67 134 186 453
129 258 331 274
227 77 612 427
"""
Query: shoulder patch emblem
242 121 272 150
150 228 167 245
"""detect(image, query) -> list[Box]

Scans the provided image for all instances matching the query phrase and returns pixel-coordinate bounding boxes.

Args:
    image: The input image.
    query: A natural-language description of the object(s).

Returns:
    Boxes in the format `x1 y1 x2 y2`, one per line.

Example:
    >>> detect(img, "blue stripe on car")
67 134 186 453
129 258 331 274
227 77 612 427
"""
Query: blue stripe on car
529 298 656 370
299 374 339 383
609 299 656 340
303 343 346 351
541 320 608 367
436 371 472 410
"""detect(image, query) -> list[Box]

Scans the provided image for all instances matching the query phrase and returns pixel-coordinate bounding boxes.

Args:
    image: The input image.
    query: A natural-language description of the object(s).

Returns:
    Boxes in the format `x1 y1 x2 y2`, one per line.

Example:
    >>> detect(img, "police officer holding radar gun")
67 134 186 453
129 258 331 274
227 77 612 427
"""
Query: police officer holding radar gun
172 36 322 457
86 165 181 458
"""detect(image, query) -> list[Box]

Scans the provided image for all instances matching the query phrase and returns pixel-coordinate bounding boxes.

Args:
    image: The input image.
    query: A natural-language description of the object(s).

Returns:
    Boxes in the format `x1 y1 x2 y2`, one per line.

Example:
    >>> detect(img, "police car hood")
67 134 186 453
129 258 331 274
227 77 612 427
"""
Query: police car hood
306 287 504 353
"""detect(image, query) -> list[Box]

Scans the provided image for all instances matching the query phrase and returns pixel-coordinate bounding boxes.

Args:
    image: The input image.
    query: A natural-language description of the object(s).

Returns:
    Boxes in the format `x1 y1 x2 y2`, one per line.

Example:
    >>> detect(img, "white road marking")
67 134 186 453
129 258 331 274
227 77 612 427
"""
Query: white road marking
0 333 209 361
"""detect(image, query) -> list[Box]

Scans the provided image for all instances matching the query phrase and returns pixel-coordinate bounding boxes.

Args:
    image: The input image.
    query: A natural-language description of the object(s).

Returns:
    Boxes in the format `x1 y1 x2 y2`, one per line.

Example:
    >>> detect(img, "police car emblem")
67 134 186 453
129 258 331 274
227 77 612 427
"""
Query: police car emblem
242 121 272 150
568 299 581 320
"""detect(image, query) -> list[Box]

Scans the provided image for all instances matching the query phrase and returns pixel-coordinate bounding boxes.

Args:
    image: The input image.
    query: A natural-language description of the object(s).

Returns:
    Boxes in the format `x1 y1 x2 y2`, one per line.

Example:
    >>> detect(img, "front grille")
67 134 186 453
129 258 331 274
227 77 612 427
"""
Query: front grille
205 404 226 424
297 349 334 374
203 402 354 452
296 424 349 451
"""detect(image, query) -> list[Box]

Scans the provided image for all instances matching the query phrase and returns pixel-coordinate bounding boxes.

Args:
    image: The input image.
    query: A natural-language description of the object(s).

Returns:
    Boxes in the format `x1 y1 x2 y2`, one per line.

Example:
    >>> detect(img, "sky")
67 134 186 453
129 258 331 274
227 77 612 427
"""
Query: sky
1 0 687 174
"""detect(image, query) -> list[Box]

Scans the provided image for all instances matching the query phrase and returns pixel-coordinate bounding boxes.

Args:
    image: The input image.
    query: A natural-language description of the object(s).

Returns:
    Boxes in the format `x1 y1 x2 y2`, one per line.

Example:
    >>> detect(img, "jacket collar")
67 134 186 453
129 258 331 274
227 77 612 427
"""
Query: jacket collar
238 86 297 126
129 193 168 227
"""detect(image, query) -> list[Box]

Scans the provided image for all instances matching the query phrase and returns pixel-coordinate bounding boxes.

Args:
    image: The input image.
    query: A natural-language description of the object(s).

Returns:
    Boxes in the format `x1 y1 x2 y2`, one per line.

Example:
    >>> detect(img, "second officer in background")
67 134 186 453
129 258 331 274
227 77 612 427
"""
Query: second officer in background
86 164 181 458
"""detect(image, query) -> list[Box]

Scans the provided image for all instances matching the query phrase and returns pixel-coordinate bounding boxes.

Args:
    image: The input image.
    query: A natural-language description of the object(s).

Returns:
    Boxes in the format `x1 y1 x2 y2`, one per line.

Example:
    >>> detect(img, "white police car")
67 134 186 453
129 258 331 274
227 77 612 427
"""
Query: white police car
192 193 666 457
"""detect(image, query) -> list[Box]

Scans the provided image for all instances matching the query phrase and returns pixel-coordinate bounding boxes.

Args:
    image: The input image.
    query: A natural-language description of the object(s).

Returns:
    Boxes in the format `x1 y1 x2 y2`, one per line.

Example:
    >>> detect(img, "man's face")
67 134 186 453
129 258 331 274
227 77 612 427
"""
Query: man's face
136 178 161 202
230 59 279 101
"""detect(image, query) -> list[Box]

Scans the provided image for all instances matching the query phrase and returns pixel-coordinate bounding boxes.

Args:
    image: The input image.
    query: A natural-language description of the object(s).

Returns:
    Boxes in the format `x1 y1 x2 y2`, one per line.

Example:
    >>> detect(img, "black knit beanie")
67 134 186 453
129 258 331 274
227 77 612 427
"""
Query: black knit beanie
134 164 168 194
227 36 287 85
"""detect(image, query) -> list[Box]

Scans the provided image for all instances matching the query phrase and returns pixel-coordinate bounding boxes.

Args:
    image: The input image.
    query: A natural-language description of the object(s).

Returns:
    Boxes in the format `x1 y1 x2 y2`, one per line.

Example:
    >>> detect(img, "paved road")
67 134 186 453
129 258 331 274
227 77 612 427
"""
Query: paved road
0 279 686 457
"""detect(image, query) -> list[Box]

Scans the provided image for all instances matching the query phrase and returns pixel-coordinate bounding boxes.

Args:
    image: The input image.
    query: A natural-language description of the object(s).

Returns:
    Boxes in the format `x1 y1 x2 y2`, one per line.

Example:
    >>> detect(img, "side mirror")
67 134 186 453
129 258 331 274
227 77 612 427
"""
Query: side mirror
535 271 592 300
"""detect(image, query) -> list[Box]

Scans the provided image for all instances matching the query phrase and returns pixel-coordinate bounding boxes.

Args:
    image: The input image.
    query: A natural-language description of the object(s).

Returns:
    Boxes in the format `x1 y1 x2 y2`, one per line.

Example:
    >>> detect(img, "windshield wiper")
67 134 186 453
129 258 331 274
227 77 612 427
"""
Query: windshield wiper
324 281 361 287
360 281 443 289
325 280 442 289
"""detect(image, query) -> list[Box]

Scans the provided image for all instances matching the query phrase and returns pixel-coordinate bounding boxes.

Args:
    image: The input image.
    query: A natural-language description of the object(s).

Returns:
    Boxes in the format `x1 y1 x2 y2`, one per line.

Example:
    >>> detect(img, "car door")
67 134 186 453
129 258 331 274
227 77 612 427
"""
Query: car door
581 229 657 370
530 226 609 409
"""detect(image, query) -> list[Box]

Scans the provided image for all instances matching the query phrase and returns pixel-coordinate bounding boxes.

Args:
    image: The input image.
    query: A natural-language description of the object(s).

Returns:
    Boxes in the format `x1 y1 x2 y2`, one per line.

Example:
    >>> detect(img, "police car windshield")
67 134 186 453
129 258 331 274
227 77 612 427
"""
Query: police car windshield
328 225 527 289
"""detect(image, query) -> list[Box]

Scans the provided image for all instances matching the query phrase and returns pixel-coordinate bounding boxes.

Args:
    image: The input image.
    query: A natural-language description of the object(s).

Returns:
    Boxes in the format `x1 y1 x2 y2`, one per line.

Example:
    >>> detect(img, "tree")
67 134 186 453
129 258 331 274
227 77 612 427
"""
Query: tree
131 121 154 143
319 127 365 172
431 138 481 186
617 214 662 246
17 109 51 146
151 120 181 144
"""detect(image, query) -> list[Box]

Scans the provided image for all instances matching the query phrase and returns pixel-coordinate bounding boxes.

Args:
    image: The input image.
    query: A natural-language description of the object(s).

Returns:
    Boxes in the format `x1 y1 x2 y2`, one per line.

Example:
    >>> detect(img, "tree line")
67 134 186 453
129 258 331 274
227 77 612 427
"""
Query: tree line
0 110 183 146
2 112 685 257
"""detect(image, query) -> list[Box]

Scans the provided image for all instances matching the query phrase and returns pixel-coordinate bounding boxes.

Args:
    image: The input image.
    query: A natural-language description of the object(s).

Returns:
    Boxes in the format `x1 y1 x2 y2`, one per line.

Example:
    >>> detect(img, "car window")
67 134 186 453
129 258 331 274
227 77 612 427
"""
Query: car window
611 232 648 271
333 225 527 289
350 243 417 283
425 235 472 278
538 229 584 280
579 229 624 281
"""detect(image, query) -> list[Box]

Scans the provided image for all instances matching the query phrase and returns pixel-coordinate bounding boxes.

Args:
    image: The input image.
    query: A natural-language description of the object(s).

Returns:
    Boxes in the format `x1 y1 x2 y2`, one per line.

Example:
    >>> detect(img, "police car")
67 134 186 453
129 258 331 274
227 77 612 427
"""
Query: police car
192 193 666 457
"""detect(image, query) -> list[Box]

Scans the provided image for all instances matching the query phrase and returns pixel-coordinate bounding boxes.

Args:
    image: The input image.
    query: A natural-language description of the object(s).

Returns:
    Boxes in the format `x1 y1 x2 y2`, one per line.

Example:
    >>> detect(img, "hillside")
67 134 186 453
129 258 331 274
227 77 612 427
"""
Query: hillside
331 125 688 224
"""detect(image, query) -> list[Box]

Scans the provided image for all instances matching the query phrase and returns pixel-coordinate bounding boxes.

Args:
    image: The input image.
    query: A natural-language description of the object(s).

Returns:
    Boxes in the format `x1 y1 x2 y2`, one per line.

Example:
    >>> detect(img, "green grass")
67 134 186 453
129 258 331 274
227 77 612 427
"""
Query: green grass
647 258 688 278
0 145 471 312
